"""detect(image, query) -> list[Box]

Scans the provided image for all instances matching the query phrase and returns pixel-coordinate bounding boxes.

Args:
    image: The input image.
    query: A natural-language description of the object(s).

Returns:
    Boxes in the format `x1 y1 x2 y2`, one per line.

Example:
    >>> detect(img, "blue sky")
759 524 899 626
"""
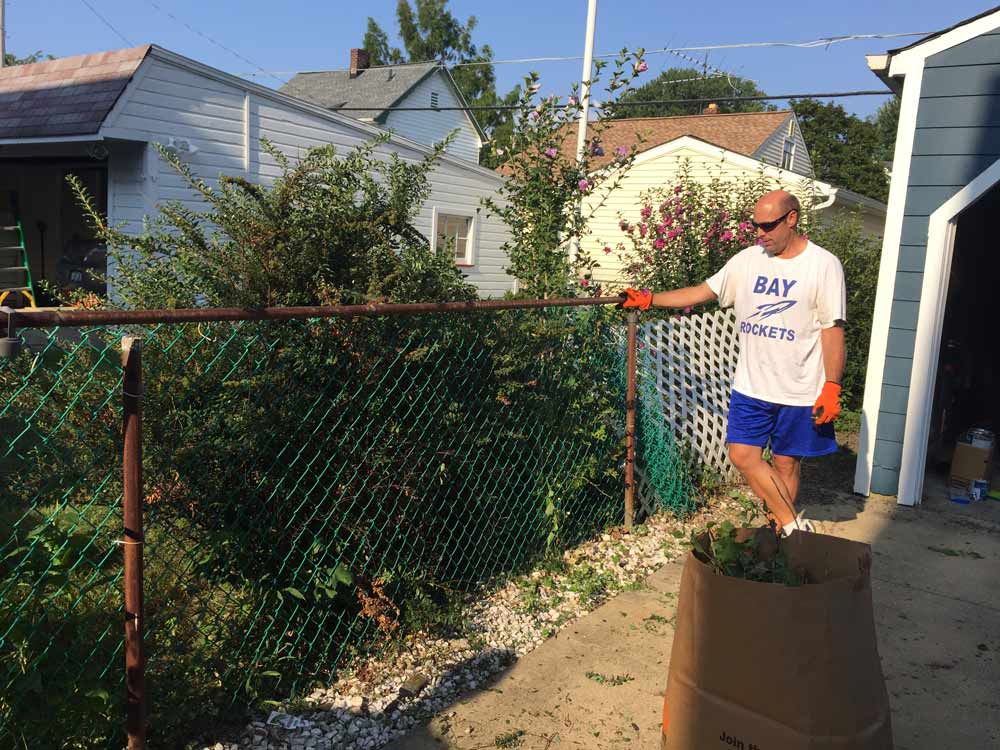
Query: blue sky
5 1 998 118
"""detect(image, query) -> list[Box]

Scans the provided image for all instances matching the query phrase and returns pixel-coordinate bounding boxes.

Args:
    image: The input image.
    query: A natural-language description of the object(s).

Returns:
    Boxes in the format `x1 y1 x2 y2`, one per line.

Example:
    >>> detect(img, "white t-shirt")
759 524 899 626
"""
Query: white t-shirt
706 241 846 406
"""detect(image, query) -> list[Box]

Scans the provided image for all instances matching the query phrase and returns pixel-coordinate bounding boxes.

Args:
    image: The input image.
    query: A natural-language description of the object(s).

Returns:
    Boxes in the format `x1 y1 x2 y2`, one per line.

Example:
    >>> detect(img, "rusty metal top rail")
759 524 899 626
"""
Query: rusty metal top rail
1 295 627 332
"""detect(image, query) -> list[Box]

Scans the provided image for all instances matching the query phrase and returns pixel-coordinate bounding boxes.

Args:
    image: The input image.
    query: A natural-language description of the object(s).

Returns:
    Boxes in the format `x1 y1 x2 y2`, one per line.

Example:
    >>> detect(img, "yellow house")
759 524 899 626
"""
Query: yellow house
565 111 887 288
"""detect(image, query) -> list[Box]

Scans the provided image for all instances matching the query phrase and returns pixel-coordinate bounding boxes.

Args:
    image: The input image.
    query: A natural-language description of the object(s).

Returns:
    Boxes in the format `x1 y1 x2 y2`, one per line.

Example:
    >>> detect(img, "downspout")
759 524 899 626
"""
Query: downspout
813 188 838 211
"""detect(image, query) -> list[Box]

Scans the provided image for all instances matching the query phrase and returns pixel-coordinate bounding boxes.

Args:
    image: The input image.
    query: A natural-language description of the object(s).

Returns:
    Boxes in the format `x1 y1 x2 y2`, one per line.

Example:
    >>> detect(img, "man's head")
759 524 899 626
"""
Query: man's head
753 190 801 255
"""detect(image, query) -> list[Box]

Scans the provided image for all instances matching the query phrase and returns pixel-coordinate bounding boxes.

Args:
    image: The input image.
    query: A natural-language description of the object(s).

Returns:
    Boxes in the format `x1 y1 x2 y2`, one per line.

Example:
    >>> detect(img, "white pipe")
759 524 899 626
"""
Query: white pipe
575 0 598 164
570 0 598 267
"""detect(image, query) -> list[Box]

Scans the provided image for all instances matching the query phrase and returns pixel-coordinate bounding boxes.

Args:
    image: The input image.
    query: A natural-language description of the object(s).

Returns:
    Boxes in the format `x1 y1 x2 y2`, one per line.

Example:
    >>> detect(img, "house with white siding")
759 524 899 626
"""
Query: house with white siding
560 110 886 289
0 45 514 306
279 49 485 165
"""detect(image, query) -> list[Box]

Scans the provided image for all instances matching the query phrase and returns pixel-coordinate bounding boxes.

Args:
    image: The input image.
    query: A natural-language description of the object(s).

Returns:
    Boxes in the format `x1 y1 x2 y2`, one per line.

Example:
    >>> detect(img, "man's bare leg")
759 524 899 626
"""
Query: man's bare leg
728 443 799 528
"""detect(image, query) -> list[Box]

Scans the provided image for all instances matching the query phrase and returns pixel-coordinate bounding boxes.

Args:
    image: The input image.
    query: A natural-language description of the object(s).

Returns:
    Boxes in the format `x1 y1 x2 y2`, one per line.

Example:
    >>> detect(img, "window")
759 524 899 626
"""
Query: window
430 91 440 109
781 139 795 170
435 212 474 265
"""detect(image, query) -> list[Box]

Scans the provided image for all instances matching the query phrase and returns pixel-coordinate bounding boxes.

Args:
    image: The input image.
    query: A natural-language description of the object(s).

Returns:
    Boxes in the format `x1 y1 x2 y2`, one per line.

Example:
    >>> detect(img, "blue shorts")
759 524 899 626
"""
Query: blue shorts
726 390 838 458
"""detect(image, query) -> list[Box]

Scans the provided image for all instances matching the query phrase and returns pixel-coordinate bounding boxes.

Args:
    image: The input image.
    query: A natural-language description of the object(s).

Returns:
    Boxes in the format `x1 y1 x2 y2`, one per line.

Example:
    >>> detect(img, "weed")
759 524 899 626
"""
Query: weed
643 613 674 632
565 564 618 604
585 671 634 686
691 521 807 586
495 729 526 747
928 546 984 559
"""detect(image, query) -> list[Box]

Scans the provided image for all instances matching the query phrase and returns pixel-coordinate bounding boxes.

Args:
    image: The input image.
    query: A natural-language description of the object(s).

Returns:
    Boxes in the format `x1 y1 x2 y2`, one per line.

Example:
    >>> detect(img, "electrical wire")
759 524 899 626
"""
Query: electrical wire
78 0 134 47
139 0 286 85
240 31 931 76
326 90 893 113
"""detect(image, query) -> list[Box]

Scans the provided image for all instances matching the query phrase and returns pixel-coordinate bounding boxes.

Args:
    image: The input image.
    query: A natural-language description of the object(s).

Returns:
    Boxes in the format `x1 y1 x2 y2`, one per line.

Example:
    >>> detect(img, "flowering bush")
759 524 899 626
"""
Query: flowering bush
483 49 649 298
612 163 820 294
610 162 878 408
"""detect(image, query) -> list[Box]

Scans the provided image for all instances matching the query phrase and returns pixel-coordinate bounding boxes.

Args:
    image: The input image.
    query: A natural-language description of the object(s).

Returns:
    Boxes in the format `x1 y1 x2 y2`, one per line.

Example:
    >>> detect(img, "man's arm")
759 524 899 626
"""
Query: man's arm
650 282 717 309
820 322 846 384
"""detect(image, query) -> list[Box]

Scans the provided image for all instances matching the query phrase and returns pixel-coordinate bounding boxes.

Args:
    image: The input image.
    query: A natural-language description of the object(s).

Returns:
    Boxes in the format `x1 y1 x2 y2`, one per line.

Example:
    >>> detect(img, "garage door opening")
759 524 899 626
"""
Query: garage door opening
0 159 108 307
924 182 1000 502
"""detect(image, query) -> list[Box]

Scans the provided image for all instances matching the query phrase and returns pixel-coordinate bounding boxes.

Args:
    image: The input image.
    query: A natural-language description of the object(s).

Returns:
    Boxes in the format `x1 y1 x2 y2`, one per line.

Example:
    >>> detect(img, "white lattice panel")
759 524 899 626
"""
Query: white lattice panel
642 309 741 480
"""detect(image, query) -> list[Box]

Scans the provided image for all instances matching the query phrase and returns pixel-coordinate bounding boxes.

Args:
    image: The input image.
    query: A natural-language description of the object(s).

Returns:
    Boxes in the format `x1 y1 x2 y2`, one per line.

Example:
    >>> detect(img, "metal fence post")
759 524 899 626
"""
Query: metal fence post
122 336 146 750
625 312 638 530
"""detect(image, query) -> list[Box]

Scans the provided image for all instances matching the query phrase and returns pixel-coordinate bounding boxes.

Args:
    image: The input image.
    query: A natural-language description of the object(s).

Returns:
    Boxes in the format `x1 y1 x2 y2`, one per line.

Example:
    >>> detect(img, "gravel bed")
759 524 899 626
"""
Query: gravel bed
200 498 746 750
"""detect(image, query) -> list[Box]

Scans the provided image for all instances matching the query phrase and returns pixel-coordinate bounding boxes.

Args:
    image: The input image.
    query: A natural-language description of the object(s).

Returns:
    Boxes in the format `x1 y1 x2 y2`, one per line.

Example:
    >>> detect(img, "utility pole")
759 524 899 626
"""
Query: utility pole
1 0 6 68
570 0 598 267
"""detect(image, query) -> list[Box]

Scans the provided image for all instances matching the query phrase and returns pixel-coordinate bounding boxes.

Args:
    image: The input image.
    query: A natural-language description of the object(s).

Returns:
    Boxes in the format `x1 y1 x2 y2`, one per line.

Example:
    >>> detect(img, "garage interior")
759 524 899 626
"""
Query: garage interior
0 153 108 308
925 182 1000 500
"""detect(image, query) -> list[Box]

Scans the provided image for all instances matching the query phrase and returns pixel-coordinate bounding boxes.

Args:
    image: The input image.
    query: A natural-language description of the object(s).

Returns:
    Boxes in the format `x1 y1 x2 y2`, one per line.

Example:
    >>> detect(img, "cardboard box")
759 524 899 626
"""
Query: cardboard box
950 442 993 487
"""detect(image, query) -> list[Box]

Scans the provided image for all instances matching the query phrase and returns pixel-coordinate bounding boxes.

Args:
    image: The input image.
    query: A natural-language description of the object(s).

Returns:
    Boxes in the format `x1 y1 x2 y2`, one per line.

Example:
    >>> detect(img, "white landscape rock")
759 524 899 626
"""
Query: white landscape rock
199 502 744 750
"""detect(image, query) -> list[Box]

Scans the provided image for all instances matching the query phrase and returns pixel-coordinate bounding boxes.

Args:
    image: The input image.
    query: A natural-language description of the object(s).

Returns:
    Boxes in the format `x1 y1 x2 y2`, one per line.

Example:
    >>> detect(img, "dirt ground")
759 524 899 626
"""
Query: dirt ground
385 438 1000 750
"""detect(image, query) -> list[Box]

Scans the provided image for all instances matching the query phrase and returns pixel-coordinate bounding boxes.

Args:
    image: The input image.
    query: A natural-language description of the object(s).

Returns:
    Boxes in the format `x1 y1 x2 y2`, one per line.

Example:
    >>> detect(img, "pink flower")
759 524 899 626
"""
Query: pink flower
739 221 751 232
667 228 680 240
721 211 729 221
568 95 579 106
638 224 647 237
544 147 559 159
635 61 649 73
529 111 540 121
615 145 628 157
721 230 734 242
640 206 652 219
603 245 612 254
674 186 683 195
619 220 630 231
580 277 590 287
683 306 693 314
662 216 673 227
654 238 665 249
578 179 591 192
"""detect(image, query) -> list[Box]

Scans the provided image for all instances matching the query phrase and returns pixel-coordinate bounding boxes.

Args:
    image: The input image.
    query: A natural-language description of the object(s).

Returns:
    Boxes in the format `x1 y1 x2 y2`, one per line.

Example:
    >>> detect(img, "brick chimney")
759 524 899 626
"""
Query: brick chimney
350 48 370 78
703 103 720 115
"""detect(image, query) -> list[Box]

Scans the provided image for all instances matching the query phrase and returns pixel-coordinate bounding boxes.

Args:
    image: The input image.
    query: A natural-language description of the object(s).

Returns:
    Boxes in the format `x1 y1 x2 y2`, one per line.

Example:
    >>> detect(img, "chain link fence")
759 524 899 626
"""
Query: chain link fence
0 301 692 749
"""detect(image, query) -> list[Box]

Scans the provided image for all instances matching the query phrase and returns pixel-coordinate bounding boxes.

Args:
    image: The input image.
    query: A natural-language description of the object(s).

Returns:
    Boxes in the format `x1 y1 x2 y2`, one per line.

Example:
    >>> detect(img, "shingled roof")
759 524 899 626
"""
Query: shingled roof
557 110 794 167
0 45 151 140
280 62 440 121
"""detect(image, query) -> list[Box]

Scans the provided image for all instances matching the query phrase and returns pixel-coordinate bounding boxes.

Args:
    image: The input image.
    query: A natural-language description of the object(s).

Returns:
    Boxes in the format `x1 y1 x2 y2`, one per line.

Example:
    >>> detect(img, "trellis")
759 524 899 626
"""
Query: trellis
641 309 742 481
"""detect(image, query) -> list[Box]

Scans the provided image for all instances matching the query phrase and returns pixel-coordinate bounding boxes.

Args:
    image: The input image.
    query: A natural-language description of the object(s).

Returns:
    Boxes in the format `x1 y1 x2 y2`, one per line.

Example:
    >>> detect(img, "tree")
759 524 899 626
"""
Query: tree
482 52 648 298
611 67 772 118
3 50 54 66
361 1 514 149
870 95 900 170
790 98 888 202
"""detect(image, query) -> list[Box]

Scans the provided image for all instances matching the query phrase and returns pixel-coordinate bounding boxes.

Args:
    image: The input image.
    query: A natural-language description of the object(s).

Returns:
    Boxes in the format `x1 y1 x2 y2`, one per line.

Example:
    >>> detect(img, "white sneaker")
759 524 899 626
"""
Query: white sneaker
781 512 815 537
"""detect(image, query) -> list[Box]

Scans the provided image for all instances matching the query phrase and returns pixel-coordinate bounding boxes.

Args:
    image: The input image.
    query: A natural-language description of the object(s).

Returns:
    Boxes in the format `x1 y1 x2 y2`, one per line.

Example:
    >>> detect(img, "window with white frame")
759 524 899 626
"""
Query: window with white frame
781 138 795 170
435 212 474 265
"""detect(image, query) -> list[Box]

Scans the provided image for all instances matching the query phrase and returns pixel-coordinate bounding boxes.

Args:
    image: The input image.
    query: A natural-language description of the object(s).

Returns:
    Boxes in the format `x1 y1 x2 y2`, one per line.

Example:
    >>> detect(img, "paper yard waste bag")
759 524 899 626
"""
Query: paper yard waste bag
662 530 893 750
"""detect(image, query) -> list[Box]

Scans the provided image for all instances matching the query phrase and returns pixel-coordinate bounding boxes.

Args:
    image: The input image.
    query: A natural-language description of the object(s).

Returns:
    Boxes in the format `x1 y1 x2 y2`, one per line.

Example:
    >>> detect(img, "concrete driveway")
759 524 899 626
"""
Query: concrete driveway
385 490 1000 750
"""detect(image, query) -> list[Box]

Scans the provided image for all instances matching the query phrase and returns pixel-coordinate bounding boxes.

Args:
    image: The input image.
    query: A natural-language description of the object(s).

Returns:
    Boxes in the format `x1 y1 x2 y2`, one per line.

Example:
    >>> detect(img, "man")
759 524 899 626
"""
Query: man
623 190 846 536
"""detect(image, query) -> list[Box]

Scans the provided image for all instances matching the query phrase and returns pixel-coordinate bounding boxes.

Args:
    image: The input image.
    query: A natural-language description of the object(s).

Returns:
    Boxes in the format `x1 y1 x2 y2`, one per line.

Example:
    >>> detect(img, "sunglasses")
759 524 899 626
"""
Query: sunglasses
751 209 794 232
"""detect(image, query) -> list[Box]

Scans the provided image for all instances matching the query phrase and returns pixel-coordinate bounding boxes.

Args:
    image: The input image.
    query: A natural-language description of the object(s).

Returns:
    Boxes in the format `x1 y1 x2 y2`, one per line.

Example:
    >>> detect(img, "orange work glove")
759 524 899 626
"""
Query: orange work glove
812 381 842 425
620 287 653 310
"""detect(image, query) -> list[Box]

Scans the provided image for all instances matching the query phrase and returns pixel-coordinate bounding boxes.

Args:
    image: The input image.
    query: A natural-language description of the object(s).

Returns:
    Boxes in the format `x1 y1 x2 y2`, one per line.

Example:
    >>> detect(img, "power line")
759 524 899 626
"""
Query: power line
139 0 285 85
325 90 893 113
78 0 133 47
241 30 931 76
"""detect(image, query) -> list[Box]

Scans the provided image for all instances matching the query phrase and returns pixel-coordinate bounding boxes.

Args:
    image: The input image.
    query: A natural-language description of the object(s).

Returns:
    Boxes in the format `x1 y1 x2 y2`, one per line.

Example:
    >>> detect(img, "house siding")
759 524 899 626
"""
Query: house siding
99 56 513 298
869 27 1000 495
382 72 481 164
752 115 815 177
